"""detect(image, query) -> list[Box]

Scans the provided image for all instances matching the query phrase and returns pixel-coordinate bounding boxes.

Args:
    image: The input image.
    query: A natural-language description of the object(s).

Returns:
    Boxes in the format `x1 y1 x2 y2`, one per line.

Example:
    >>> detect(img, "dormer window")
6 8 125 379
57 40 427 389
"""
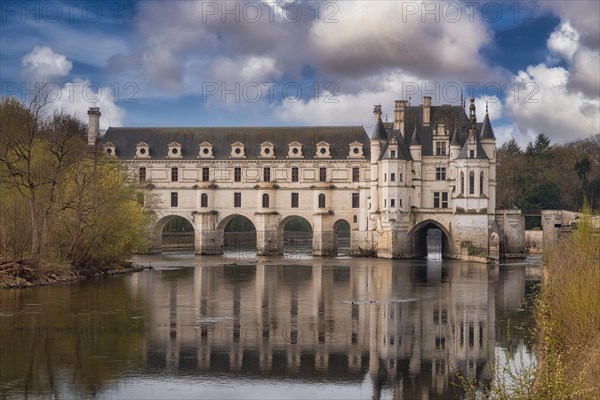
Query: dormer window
260 141 275 158
316 141 331 158
168 142 183 159
199 141 214 158
287 141 303 158
434 123 448 137
103 142 116 157
135 142 150 159
231 142 246 158
348 141 364 159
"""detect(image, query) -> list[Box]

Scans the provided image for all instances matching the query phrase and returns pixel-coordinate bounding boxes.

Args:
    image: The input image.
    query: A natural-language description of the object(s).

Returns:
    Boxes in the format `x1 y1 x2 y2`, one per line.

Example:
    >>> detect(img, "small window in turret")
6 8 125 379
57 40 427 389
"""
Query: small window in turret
390 150 396 159
435 141 447 156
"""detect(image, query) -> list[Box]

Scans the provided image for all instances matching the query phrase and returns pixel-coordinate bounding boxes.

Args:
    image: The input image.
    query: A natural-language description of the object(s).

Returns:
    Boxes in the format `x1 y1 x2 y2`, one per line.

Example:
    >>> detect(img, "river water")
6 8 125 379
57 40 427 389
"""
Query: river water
0 249 541 400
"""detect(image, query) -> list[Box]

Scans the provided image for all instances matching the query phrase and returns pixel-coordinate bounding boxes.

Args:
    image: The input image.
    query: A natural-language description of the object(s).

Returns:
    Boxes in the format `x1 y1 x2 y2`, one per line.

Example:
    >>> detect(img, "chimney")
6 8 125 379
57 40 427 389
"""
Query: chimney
373 104 382 124
423 96 431 126
87 107 101 146
394 100 408 134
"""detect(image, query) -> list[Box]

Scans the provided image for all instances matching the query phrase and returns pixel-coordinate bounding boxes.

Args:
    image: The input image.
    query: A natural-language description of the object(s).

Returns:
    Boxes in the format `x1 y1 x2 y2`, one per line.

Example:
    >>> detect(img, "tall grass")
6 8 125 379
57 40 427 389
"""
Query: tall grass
536 207 600 399
459 207 600 399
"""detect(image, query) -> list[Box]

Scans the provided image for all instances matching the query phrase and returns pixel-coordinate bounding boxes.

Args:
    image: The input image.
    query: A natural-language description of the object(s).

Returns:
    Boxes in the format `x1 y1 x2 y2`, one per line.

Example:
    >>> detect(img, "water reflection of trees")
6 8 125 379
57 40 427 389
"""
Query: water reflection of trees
0 279 147 398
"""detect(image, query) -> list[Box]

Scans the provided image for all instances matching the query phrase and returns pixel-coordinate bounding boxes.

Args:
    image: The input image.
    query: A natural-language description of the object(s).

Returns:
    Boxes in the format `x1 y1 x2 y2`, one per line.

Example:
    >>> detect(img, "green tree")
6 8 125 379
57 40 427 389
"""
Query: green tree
0 95 152 267
500 137 522 156
526 133 551 156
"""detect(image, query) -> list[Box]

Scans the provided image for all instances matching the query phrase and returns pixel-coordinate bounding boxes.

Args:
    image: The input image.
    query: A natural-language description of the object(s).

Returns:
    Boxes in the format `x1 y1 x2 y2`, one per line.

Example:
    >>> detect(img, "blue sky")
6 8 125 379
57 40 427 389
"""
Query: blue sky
1 0 598 146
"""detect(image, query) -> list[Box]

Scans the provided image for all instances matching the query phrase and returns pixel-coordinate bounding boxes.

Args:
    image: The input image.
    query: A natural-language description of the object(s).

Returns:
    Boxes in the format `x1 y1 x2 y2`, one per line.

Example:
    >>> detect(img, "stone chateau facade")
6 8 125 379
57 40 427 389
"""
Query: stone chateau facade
92 96 512 259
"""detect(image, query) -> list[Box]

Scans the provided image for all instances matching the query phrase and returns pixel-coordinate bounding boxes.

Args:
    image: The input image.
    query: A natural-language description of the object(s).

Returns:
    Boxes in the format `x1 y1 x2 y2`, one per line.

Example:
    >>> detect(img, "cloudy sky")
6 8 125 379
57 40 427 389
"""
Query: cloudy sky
1 0 598 146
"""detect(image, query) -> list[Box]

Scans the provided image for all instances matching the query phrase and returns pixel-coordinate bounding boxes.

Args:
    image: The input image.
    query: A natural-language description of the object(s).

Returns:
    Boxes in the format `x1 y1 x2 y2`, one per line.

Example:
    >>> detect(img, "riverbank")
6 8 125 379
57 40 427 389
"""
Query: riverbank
0 258 149 289
532 213 600 399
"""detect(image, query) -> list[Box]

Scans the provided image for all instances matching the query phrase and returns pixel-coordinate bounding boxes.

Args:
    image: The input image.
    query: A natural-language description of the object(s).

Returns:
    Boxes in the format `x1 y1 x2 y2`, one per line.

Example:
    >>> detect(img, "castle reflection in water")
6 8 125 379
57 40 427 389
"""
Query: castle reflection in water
127 255 535 399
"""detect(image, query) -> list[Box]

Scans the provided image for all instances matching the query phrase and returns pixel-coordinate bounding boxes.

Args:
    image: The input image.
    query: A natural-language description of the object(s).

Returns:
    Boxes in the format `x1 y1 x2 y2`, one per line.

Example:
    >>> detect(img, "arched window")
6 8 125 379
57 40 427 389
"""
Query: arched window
460 172 465 194
200 193 208 208
318 193 326 208
469 171 475 195
480 172 484 196
262 193 270 208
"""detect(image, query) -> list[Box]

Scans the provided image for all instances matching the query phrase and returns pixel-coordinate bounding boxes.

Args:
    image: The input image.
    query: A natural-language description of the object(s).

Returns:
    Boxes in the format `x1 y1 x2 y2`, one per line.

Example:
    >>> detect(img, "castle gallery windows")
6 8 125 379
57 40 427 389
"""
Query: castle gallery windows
111 137 367 161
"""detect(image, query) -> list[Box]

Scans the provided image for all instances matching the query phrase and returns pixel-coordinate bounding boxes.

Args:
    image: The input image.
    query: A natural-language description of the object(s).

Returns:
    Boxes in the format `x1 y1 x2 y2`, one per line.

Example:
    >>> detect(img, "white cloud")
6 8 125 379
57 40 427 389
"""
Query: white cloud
109 0 499 96
210 56 281 84
308 1 494 82
539 1 600 48
241 57 281 82
45 79 125 131
505 64 599 143
475 96 503 121
21 46 72 83
19 46 126 131
569 46 600 97
547 22 580 62
275 70 426 129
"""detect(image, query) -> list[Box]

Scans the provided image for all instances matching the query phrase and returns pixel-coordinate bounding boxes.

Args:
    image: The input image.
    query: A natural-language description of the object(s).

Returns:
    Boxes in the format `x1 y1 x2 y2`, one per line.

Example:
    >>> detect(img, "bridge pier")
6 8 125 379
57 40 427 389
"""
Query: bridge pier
193 212 223 255
255 213 280 256
312 213 335 256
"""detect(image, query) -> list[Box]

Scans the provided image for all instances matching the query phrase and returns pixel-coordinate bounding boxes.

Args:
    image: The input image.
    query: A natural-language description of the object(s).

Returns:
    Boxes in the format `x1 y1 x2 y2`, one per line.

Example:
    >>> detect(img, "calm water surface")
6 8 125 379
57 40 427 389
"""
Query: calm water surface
0 250 541 400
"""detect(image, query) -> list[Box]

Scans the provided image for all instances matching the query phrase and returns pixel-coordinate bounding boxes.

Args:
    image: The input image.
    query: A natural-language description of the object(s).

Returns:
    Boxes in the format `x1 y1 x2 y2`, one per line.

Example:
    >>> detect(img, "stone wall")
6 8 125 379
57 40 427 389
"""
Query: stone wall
495 210 526 255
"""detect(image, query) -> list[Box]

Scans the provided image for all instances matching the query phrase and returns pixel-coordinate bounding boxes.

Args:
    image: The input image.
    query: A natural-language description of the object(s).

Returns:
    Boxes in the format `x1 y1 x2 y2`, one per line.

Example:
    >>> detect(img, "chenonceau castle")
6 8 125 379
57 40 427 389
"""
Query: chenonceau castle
90 96 529 260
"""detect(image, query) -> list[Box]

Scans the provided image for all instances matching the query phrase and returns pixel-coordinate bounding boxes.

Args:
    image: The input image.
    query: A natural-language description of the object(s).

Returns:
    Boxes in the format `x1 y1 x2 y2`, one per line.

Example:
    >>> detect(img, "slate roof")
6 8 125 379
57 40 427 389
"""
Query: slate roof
379 129 412 161
371 115 388 140
402 105 470 156
479 113 496 140
101 126 370 160
457 138 490 159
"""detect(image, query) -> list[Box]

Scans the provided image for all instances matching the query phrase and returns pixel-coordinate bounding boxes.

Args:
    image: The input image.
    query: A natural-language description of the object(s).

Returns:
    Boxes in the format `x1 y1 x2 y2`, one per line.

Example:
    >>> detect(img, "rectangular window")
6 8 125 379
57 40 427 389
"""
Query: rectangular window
390 199 396 208
399 173 403 182
399 198 403 208
234 167 241 182
319 167 327 182
442 192 448 208
436 142 447 156
291 167 299 182
469 149 475 158
470 172 475 194
234 192 241 208
436 167 447 181
352 167 359 182
390 150 396 159
170 192 178 207
384 199 387 208
291 193 299 208
352 193 359 208
384 173 387 182
390 173 396 182
434 192 440 208
171 167 178 182
139 167 146 182
263 167 270 182
202 167 209 182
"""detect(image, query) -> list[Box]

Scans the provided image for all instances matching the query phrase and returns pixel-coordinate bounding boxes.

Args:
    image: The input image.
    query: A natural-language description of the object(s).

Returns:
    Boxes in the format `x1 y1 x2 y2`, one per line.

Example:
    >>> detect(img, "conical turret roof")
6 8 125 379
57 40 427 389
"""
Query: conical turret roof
371 114 387 140
480 113 496 140
410 123 421 146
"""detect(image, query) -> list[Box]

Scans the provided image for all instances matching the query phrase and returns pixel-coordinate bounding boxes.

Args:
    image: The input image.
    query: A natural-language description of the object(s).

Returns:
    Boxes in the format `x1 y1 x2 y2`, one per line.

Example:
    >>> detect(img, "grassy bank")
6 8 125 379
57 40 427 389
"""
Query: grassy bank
460 211 600 399
534 212 600 399
0 258 147 289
